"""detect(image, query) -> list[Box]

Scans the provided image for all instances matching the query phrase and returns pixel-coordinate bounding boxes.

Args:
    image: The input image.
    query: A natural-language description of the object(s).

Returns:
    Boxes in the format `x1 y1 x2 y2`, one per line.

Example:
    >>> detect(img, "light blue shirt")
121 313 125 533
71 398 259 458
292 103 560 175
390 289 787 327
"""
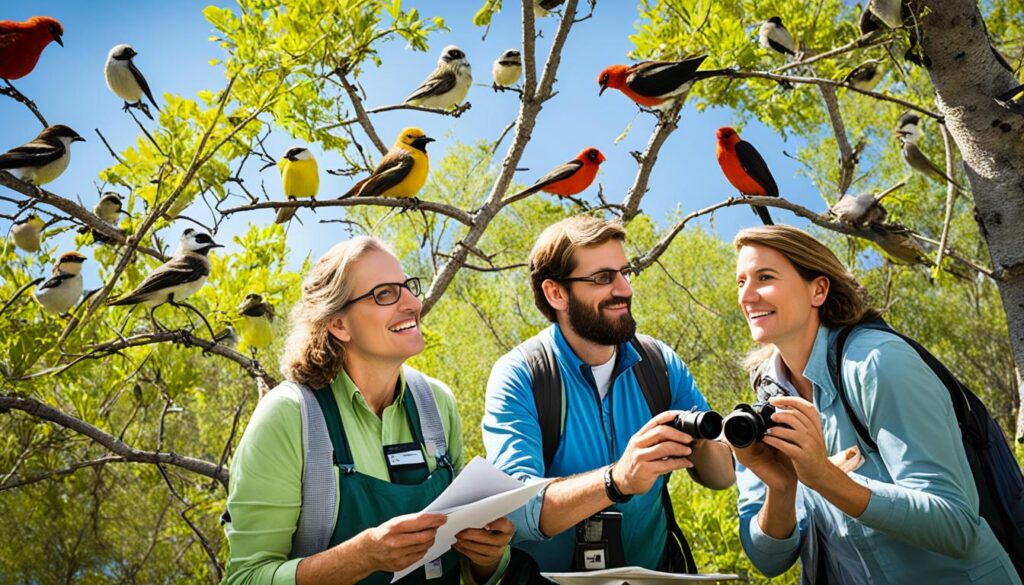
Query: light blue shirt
737 325 1021 584
483 324 711 572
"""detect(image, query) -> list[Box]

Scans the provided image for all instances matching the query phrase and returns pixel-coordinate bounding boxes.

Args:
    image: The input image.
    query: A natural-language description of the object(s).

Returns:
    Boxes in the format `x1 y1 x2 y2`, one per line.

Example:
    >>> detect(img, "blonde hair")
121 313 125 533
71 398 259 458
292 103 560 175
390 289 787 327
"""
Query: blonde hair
280 236 392 388
734 225 883 369
529 216 626 322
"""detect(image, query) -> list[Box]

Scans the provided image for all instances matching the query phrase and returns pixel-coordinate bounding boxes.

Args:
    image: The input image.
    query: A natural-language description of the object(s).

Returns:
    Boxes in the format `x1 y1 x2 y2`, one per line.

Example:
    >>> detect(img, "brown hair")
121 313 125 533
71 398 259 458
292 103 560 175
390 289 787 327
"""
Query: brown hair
280 236 392 388
734 225 883 369
528 216 626 322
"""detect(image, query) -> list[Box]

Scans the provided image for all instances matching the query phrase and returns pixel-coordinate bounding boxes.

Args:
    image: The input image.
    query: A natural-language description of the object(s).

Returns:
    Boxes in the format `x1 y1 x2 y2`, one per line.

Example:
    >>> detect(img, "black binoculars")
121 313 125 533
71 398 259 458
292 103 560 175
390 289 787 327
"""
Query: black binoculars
722 402 779 448
670 410 723 440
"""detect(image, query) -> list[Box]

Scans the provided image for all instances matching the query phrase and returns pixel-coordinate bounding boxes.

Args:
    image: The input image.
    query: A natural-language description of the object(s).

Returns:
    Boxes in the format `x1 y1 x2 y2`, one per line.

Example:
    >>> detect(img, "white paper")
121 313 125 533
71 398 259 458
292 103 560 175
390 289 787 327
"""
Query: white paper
391 457 552 581
542 566 743 584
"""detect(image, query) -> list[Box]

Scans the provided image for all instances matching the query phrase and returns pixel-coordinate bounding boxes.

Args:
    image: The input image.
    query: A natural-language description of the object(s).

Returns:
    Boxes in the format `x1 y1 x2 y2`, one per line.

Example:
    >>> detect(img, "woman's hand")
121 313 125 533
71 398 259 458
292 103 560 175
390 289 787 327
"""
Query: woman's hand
361 512 447 574
761 396 833 490
454 516 515 582
732 434 798 492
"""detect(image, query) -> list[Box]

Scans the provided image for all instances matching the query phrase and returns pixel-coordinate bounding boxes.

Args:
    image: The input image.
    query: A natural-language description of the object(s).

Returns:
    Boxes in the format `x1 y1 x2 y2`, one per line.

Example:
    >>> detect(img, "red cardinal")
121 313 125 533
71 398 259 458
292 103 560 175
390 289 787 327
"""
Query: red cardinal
598 55 727 109
0 17 64 80
716 127 777 225
508 147 605 201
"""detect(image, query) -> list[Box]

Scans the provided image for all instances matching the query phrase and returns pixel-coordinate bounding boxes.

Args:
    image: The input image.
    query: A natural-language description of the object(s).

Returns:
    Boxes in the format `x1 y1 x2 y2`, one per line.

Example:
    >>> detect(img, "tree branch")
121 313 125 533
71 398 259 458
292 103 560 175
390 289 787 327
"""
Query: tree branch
219 196 475 226
336 73 389 156
318 101 472 133
1 79 48 127
621 100 684 221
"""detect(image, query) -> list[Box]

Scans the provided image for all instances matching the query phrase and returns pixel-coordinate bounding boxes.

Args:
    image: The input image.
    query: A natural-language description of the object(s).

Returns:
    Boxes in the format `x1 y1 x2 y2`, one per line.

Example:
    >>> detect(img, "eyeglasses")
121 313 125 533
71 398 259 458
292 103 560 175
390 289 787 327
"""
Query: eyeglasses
558 267 634 286
342 277 422 309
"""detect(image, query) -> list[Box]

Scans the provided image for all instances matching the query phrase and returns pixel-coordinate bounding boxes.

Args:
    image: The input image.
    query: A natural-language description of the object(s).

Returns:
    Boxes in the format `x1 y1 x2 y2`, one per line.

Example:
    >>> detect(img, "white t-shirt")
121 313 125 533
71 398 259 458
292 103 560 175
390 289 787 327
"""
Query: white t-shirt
591 349 617 400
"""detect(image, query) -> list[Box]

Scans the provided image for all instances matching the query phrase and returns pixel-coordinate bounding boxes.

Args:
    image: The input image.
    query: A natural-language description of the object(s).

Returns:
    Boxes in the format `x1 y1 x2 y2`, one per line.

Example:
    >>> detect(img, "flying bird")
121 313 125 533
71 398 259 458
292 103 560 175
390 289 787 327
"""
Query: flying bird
275 147 319 224
0 16 63 80
507 147 605 203
235 293 275 353
841 59 884 92
492 49 522 89
104 44 160 120
339 128 433 201
597 55 728 110
716 127 778 226
405 45 472 110
108 229 222 327
533 0 566 17
11 214 44 252
759 17 796 57
895 113 962 190
34 251 85 315
0 124 85 186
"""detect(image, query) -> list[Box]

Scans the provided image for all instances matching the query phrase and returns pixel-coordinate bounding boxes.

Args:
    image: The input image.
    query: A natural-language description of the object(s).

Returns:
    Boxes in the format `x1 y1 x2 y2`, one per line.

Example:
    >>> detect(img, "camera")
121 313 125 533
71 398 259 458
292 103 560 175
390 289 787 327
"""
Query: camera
722 402 778 448
670 409 723 440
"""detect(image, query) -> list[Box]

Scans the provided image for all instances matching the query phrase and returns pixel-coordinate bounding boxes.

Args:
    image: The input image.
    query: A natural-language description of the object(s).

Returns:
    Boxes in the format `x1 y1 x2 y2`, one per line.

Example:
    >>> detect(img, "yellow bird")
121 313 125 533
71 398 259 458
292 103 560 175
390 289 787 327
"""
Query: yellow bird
275 147 319 224
339 128 434 201
235 293 275 353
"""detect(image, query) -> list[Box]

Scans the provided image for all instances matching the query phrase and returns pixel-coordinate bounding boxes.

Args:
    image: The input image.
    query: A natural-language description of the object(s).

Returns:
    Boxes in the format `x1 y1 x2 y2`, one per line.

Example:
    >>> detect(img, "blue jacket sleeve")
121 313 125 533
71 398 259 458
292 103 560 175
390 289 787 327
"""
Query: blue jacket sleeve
736 461 803 576
843 331 984 557
482 351 551 543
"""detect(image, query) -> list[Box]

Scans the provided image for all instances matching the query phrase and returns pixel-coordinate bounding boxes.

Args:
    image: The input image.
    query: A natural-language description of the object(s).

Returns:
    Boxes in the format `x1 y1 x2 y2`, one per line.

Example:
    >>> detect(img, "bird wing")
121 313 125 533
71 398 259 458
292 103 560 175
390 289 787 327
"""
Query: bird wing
38 273 73 291
128 60 159 110
734 141 779 197
109 254 209 305
350 150 415 198
0 29 21 49
0 139 65 170
406 68 457 102
529 159 583 191
538 0 565 9
626 57 707 97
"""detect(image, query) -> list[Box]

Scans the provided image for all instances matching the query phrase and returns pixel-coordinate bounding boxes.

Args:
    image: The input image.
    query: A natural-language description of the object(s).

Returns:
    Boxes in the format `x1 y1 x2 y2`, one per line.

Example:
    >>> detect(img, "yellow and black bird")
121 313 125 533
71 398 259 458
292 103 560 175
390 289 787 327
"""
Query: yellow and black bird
339 128 434 202
235 292 275 353
275 147 319 224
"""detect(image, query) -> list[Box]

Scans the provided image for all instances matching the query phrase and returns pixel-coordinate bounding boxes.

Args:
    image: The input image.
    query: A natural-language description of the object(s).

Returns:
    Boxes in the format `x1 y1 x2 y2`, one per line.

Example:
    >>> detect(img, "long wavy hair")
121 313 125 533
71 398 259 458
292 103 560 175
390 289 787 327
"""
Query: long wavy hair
280 236 391 388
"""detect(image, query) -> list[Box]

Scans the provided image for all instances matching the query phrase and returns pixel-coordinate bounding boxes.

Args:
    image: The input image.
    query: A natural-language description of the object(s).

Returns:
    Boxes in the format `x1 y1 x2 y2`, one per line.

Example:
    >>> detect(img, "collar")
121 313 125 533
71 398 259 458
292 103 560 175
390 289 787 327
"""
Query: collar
802 324 836 409
550 323 641 386
331 367 406 409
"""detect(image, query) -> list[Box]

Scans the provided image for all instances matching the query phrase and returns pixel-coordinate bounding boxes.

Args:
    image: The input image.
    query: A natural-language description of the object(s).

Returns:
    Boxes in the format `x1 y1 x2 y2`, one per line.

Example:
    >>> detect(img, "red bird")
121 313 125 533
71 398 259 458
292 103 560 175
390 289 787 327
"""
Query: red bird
598 55 726 109
0 16 64 80
508 147 606 201
716 127 778 226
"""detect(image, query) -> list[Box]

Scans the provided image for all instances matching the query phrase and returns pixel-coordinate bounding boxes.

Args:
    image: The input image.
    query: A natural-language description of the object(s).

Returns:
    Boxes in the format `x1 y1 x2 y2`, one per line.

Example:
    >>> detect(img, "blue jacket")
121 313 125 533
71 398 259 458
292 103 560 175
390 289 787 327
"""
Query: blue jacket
737 325 1021 584
483 324 711 572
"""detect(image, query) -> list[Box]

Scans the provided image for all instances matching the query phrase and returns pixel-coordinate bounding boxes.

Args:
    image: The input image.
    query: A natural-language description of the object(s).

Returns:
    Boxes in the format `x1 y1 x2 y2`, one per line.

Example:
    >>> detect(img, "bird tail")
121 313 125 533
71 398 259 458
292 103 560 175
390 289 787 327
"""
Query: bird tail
338 178 367 200
691 68 738 82
504 184 542 204
753 205 775 226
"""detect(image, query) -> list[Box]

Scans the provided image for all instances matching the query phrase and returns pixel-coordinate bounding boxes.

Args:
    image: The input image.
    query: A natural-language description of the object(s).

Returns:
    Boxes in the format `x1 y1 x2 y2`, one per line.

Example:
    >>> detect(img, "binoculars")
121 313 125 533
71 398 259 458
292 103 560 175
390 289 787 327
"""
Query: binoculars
670 409 723 440
668 403 781 448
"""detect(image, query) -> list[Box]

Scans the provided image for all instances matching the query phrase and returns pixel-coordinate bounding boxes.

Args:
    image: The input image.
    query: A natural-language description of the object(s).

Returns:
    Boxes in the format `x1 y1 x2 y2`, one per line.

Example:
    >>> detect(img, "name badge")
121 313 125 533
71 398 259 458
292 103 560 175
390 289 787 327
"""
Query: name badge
384 443 426 467
425 557 443 579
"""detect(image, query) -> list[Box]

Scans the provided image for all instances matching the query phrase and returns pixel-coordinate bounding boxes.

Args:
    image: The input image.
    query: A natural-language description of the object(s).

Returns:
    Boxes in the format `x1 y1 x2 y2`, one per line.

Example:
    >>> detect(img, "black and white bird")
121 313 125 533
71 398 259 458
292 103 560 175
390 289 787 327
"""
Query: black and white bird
79 191 128 243
11 214 44 253
34 251 86 315
492 49 522 89
533 0 566 18
759 17 797 57
108 229 221 325
0 124 84 186
895 113 963 190
405 45 472 110
105 44 160 120
842 59 884 92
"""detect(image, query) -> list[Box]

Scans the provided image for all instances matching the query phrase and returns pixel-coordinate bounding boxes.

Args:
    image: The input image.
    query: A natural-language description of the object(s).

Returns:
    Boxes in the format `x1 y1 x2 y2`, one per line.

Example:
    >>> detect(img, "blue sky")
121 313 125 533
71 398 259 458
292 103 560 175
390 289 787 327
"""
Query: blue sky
2 1 820 290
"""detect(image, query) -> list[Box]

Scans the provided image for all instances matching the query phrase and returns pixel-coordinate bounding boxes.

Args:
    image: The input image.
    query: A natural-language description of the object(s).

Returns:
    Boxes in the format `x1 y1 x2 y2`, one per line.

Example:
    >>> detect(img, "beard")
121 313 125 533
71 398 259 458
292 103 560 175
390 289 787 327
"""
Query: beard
566 292 636 346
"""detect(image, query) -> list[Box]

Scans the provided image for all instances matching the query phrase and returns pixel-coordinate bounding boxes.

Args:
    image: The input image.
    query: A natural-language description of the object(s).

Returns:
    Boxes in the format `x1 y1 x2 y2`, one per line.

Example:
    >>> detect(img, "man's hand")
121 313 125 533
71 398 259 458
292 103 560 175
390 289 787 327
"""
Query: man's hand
612 410 698 496
360 513 447 573
454 516 515 582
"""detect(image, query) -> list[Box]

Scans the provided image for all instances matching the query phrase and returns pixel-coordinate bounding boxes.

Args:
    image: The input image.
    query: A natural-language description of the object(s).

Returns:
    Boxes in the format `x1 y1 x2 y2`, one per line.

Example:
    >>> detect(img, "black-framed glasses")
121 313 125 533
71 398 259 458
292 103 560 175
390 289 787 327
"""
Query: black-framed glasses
558 267 634 286
342 277 422 309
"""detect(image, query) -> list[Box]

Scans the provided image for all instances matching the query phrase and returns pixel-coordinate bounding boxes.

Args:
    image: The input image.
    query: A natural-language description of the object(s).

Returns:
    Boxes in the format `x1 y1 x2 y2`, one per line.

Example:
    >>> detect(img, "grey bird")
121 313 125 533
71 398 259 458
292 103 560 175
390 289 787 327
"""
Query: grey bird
830 192 888 227
869 222 931 266
405 45 472 110
758 17 796 57
0 124 85 187
105 44 160 120
895 113 963 190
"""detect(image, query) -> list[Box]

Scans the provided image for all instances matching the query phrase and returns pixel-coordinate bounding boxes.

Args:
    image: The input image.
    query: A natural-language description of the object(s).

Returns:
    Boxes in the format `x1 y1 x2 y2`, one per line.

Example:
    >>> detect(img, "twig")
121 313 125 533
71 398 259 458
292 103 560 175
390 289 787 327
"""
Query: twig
336 74 389 156
621 99 685 221
818 82 857 195
220 196 475 226
775 33 891 74
0 277 44 320
935 124 958 270
1 79 48 127
318 101 472 133
95 128 126 165
0 455 126 492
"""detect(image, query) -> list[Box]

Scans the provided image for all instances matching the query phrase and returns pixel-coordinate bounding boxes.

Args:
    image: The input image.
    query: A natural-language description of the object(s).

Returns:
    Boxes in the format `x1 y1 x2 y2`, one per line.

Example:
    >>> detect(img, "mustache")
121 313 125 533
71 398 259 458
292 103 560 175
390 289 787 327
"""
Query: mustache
599 296 631 310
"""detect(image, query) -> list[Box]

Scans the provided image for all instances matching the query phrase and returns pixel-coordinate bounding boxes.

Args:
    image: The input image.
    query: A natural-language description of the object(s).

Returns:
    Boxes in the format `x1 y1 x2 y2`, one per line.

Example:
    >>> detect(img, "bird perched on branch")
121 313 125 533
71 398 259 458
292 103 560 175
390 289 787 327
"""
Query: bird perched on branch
78 192 128 243
405 45 472 110
339 128 433 202
492 49 522 89
507 147 605 203
275 147 319 224
105 44 160 120
235 293 275 353
829 188 899 227
0 16 63 80
759 17 797 57
109 229 221 328
34 251 85 315
533 0 565 17
842 59 884 92
0 124 84 186
716 127 778 226
597 55 729 110
894 113 963 191
11 214 44 252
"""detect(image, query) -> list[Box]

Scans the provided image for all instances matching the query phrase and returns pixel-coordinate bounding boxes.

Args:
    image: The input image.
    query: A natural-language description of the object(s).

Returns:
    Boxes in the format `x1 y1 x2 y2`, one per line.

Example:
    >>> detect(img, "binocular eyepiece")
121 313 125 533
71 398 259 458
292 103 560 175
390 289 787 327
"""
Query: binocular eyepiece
722 403 778 448
670 410 723 440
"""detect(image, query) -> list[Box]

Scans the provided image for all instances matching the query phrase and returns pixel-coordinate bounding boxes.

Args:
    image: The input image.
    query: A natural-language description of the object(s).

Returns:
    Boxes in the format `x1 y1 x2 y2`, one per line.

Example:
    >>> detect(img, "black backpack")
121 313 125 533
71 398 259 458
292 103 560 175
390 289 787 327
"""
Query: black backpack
827 320 1024 578
521 333 698 574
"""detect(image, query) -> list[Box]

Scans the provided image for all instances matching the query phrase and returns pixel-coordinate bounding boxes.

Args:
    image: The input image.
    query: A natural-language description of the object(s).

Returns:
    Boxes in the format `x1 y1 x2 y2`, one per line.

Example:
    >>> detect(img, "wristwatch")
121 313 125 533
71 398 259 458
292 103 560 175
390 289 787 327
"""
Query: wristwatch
604 463 633 503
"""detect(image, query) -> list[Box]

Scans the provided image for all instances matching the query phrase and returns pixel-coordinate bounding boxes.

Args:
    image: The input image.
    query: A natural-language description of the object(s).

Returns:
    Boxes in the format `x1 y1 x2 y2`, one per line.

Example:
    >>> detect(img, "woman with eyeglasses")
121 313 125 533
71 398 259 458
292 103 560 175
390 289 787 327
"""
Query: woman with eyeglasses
223 237 517 585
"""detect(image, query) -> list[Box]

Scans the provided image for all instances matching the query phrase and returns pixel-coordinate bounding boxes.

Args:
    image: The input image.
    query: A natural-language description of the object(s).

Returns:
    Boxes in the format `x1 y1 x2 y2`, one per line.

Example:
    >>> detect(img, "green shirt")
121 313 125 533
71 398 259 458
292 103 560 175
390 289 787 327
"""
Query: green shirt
224 368 487 585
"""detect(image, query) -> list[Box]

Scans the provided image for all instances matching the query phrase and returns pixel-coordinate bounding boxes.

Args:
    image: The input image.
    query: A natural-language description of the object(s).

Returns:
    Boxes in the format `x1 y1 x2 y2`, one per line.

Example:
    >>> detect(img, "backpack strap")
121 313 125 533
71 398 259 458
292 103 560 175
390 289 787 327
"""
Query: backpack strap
521 335 562 472
286 381 337 559
403 366 449 463
630 334 671 415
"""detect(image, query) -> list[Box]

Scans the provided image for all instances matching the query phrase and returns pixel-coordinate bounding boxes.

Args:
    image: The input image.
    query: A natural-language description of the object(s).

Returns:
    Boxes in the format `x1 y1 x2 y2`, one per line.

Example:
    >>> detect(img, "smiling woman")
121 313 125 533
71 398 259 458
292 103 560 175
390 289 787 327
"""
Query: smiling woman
222 236 518 585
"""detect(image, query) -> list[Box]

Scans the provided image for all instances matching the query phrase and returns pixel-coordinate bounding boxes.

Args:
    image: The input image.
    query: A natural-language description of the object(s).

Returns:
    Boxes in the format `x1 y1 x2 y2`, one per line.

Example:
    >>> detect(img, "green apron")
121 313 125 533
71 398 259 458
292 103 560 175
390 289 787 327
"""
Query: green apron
312 383 460 585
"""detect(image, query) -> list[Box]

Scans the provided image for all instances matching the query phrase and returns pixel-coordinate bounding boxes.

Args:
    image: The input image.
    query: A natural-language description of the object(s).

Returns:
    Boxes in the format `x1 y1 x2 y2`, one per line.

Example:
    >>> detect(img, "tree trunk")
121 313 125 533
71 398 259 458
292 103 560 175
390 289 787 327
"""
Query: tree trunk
921 0 1024 438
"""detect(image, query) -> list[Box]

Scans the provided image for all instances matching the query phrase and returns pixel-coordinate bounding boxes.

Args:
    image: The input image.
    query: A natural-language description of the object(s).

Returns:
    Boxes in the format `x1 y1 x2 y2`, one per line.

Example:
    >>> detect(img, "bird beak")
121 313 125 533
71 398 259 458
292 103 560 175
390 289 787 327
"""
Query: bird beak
54 34 64 47
73 136 86 143
210 242 224 249
599 84 607 96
